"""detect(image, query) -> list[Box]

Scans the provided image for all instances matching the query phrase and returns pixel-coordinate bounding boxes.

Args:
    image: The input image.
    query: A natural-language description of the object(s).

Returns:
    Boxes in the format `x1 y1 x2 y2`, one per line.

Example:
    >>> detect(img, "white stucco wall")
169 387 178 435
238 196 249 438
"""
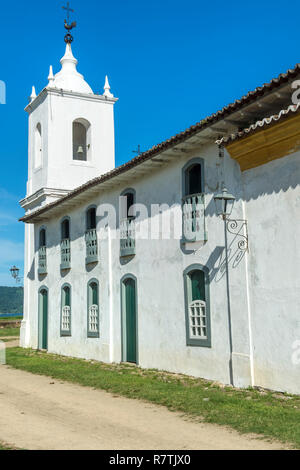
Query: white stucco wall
243 151 300 394
22 144 254 388
21 141 300 394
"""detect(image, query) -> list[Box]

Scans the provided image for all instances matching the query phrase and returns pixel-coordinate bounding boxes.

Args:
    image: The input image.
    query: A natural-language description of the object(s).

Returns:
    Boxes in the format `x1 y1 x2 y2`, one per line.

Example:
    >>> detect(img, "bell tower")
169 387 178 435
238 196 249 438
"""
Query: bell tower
23 15 117 212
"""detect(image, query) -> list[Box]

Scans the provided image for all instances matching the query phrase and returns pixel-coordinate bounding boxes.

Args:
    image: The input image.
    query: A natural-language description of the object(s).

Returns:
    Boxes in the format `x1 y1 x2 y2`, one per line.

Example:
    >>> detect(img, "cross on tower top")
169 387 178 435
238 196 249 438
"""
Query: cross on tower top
62 2 76 44
62 2 74 23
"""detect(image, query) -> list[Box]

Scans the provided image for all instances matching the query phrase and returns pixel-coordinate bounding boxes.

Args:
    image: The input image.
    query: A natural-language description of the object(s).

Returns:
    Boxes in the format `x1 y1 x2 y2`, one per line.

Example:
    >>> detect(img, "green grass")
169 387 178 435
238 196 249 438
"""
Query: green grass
0 316 22 322
0 337 19 343
0 327 20 337
6 348 300 448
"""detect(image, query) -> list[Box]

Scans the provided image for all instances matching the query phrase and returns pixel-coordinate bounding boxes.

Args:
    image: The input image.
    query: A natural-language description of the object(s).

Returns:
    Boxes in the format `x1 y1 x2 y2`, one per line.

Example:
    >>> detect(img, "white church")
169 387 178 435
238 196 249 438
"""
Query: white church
20 26 300 394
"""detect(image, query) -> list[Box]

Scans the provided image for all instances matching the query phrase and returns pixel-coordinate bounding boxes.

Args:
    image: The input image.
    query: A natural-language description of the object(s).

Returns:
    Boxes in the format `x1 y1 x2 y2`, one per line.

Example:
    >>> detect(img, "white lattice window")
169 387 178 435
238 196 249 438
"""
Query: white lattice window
61 305 71 332
88 304 99 333
189 300 207 339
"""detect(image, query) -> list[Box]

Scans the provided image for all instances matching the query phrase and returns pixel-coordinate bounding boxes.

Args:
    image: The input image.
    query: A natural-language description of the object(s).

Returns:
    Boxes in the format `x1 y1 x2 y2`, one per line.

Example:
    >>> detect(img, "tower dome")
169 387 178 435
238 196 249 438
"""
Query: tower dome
50 43 93 94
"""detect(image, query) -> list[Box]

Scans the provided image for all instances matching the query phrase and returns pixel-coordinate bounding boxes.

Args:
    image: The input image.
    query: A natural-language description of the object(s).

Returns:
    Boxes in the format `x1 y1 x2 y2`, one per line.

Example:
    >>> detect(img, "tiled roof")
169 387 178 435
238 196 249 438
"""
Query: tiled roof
20 62 300 223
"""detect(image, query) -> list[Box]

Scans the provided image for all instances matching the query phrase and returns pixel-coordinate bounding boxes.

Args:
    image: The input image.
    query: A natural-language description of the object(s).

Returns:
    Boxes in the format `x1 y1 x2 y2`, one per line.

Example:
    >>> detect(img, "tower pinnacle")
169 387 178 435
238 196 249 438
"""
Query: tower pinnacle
62 2 76 44
103 76 114 98
47 66 54 85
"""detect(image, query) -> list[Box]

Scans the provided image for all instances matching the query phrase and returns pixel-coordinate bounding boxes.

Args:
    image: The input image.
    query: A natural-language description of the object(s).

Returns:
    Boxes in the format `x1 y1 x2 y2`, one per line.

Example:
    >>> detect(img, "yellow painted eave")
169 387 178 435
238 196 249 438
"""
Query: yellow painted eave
226 112 300 171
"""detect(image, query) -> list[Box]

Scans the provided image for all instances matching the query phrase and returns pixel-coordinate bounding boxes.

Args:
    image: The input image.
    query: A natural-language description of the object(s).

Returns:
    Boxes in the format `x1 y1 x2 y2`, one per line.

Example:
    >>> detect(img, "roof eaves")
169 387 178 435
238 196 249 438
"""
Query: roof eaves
216 103 300 146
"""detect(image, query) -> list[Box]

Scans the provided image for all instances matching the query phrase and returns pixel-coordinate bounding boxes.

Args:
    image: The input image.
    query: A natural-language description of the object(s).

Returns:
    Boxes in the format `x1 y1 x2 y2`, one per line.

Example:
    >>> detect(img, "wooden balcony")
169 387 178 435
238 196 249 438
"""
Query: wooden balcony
85 229 98 264
120 218 135 257
60 238 71 270
182 193 207 244
38 246 47 275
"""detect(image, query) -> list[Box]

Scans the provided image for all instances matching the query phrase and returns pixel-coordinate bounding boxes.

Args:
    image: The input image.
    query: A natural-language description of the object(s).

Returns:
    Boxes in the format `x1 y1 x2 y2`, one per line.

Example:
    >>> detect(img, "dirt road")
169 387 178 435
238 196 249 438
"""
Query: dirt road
0 365 286 450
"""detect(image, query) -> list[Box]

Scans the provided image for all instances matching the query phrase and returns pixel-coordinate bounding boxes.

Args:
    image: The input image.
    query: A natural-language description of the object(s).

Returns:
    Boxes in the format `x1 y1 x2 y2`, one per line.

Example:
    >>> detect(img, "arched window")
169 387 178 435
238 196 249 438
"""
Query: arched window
120 189 136 257
39 228 46 248
183 264 211 347
86 207 96 230
120 189 135 220
61 218 70 240
182 159 207 244
38 228 47 275
183 158 204 197
85 207 98 264
60 217 71 270
72 118 91 161
35 123 42 168
87 279 99 338
61 284 71 336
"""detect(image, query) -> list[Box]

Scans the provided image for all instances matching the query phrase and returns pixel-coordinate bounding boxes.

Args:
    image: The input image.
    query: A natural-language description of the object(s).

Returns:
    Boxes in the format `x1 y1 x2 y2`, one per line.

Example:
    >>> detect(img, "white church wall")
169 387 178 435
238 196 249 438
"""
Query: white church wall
243 151 300 394
27 95 49 196
20 223 37 348
24 144 254 388
22 133 300 393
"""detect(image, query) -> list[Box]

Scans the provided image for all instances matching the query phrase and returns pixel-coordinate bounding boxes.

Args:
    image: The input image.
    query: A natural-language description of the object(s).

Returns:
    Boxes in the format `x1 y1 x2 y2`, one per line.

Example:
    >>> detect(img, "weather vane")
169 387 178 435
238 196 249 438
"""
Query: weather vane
62 2 76 44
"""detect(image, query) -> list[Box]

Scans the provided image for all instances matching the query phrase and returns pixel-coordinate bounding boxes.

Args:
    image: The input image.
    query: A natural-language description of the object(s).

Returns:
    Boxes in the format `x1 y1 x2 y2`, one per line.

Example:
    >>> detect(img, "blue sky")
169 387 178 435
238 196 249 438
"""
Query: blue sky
0 0 299 286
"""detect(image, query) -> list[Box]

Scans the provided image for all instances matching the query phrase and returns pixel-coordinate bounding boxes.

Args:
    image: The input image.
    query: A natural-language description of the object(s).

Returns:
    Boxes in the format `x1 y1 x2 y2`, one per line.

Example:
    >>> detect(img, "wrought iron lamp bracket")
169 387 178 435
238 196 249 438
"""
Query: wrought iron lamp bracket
226 218 249 252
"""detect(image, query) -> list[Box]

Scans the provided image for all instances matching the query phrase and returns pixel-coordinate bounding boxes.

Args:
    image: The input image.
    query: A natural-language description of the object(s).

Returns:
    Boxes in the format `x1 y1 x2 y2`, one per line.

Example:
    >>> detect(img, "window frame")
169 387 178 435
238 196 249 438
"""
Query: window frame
183 264 211 348
39 226 46 248
86 205 97 231
87 278 100 338
34 122 43 169
60 283 72 337
61 216 71 241
120 188 136 220
37 226 47 275
182 157 205 197
72 118 91 162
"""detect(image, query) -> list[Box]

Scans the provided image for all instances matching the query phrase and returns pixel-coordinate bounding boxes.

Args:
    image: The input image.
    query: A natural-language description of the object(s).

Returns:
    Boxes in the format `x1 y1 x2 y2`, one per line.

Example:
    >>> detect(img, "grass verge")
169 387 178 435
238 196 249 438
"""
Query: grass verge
0 317 23 322
0 327 20 337
6 347 300 448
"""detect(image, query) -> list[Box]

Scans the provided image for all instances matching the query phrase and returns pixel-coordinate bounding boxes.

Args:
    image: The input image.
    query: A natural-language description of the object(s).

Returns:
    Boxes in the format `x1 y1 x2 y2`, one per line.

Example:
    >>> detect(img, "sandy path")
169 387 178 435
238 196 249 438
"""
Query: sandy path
0 365 286 450
0 338 19 347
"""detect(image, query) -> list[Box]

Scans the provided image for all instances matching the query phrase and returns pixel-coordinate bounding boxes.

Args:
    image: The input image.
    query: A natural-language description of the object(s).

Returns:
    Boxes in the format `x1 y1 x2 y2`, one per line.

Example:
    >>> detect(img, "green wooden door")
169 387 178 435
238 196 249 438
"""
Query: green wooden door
39 289 48 350
124 278 137 363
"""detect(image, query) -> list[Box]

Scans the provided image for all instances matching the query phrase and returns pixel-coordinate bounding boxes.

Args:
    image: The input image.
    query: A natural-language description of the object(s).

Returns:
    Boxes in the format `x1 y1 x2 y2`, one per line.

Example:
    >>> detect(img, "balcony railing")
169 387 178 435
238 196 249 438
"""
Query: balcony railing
85 229 98 264
120 218 136 257
182 193 207 243
38 246 47 275
88 304 99 338
60 238 71 270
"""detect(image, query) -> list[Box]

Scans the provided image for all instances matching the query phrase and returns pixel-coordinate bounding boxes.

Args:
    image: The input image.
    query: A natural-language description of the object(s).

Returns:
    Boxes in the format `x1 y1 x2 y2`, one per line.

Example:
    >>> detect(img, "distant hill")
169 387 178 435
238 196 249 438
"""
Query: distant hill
0 286 23 314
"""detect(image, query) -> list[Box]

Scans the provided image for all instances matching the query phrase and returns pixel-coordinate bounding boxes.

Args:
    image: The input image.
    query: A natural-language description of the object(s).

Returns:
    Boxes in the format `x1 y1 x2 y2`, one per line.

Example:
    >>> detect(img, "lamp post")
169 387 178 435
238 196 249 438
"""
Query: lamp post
214 188 236 220
10 266 21 284
214 188 236 386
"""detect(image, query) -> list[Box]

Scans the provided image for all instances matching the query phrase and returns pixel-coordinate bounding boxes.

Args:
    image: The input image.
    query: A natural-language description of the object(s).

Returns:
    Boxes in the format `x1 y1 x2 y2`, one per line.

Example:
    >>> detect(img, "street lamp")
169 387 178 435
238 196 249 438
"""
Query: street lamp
214 188 236 219
10 266 20 284
214 188 238 386
213 187 249 386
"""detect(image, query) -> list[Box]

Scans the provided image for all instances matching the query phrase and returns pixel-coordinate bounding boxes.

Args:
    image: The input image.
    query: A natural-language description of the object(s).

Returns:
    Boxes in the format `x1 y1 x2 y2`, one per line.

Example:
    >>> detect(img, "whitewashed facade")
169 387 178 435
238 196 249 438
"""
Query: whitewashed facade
20 42 300 394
